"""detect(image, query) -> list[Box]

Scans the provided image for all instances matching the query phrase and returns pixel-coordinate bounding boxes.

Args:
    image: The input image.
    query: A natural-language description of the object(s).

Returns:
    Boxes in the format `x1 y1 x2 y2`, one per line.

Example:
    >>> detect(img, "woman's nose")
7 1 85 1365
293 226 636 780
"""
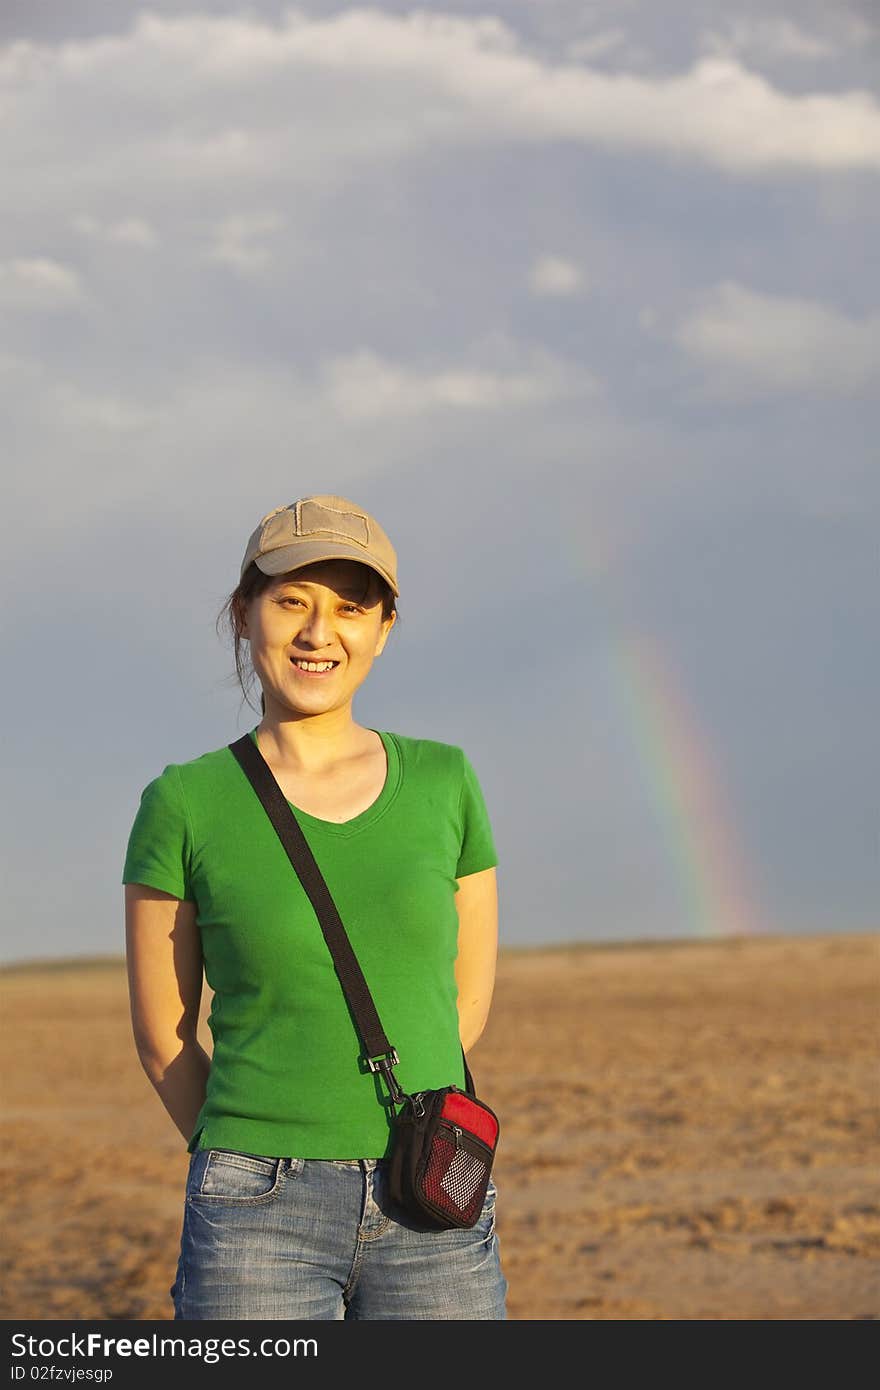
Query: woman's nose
298 611 335 646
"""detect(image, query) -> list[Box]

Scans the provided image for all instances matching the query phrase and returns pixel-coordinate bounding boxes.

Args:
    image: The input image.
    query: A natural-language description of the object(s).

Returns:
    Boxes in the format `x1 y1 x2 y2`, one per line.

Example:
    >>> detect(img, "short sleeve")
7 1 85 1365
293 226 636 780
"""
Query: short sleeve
455 750 498 878
122 765 195 902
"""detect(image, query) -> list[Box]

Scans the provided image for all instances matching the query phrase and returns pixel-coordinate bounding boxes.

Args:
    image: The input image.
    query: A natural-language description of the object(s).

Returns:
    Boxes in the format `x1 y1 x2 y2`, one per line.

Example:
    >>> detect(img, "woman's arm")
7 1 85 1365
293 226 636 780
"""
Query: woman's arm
124 883 211 1143
453 866 499 1055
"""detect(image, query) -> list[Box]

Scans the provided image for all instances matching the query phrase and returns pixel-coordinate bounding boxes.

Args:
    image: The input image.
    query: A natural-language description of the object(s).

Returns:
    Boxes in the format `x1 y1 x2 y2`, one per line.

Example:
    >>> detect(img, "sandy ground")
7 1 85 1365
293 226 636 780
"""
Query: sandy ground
1 931 877 1320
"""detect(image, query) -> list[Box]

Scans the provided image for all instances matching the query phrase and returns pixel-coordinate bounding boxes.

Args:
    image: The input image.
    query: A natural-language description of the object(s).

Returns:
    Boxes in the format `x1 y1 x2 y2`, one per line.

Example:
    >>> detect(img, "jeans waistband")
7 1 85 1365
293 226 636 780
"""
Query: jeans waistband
324 1157 383 1169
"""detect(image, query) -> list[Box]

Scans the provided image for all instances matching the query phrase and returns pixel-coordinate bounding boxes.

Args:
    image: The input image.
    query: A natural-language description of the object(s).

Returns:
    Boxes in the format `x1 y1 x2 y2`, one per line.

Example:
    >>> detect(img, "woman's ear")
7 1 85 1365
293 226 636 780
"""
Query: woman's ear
375 609 396 655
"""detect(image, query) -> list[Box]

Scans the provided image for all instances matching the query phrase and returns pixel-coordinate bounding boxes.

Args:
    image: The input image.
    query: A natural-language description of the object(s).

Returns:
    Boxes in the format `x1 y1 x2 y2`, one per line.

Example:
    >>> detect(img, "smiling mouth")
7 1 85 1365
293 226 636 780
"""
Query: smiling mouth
290 658 340 674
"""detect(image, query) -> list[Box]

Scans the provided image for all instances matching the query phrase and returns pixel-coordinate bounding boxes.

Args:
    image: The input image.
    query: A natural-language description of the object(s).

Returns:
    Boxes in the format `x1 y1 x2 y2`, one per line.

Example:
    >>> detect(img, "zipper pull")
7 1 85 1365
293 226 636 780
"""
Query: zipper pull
452 1124 462 1150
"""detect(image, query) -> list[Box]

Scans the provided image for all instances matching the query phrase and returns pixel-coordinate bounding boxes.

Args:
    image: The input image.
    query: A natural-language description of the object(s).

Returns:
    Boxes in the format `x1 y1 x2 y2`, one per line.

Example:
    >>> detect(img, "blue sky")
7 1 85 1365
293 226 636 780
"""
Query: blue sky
1 1 877 960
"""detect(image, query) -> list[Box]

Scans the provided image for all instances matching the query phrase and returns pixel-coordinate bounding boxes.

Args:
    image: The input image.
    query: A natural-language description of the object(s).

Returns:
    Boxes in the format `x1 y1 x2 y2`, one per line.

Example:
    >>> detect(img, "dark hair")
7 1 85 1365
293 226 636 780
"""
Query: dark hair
216 561 399 717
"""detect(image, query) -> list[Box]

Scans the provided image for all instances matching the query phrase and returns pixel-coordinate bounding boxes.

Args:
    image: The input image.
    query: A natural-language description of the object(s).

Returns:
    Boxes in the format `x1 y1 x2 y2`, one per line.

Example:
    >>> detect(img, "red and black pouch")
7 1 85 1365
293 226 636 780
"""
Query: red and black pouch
388 1085 500 1230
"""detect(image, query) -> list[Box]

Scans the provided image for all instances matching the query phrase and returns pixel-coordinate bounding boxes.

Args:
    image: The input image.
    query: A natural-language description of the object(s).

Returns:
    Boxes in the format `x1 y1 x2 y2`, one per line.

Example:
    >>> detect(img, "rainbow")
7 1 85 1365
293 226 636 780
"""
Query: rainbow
562 509 762 938
609 631 760 937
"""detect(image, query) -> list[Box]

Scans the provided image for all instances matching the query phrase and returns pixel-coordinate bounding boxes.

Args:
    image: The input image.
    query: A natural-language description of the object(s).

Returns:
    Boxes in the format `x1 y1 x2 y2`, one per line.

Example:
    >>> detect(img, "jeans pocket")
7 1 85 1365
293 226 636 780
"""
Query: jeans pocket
189 1149 286 1204
477 1176 497 1234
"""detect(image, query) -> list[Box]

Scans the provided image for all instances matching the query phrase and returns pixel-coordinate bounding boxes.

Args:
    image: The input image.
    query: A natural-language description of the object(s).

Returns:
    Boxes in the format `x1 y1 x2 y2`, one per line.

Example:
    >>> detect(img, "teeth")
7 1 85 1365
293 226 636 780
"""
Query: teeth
293 659 337 672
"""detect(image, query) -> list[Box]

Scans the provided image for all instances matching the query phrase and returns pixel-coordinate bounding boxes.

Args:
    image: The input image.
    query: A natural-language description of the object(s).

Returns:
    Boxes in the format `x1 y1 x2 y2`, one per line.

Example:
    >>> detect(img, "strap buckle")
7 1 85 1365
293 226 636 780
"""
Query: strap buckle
365 1047 399 1074
365 1048 407 1106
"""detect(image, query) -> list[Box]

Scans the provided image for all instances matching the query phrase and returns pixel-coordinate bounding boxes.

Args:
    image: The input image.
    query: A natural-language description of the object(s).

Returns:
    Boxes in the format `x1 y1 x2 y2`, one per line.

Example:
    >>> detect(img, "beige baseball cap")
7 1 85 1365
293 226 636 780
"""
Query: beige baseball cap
240 494 399 597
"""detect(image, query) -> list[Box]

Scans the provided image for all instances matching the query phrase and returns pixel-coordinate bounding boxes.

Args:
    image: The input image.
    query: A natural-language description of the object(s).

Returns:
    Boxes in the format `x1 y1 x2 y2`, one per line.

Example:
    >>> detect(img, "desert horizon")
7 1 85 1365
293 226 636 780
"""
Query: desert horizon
2 930 878 1319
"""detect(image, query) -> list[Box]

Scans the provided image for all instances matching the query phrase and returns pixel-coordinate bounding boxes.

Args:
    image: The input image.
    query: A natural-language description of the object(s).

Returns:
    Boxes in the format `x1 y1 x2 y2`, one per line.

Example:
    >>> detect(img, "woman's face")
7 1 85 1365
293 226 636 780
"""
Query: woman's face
240 559 396 720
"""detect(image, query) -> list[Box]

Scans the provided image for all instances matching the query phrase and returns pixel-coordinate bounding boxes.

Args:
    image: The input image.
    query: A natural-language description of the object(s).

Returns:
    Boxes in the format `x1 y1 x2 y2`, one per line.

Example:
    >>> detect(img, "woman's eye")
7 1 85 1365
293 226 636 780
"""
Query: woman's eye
279 598 361 613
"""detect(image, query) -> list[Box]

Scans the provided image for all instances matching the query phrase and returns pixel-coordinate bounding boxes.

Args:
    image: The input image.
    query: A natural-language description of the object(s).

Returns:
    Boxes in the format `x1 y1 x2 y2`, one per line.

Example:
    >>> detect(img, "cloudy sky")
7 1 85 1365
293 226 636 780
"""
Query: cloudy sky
1 1 877 961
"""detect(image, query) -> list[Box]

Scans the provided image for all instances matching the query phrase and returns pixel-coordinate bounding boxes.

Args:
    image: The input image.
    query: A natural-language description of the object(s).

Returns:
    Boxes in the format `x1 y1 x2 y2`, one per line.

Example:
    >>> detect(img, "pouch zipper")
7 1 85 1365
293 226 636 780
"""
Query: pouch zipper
436 1118 494 1159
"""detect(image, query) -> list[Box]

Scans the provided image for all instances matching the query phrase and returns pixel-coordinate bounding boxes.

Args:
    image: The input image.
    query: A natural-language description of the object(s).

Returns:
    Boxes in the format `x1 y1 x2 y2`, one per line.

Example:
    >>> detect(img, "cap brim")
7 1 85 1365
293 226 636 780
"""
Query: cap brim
253 541 399 597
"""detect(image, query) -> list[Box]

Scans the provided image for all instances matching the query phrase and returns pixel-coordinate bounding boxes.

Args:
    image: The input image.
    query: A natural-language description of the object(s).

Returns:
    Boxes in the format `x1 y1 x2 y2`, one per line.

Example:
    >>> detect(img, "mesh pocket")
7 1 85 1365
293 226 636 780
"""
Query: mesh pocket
420 1131 491 1226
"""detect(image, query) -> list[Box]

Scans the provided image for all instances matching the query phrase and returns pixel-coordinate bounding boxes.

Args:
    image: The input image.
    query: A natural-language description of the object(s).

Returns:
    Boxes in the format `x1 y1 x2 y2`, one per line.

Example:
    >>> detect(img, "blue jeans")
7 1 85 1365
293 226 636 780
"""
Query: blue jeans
171 1148 508 1320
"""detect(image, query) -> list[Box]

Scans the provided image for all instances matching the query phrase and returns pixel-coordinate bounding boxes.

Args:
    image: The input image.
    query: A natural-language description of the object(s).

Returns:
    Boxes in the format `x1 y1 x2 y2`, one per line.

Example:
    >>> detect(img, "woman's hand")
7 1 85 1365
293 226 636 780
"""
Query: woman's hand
124 884 211 1143
453 866 499 1055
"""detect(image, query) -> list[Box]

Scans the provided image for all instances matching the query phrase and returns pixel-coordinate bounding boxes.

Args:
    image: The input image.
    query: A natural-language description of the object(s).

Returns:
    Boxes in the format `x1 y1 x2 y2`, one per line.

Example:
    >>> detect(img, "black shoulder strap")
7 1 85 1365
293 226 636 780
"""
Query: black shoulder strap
229 732 393 1063
228 732 475 1099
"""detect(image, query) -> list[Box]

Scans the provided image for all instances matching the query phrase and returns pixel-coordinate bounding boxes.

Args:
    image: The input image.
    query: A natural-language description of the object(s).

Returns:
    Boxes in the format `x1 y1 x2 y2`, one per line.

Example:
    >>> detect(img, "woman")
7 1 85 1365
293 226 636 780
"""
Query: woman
123 493 507 1320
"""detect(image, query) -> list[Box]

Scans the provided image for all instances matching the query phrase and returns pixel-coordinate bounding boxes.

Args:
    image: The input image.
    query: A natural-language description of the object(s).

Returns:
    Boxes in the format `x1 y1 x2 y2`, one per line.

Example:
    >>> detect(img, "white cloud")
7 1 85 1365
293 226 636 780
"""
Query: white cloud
0 352 36 376
566 29 628 63
54 383 156 432
0 338 605 553
205 213 284 274
528 255 587 297
701 18 837 63
320 345 598 420
72 215 157 248
0 257 84 310
674 281 880 395
701 14 876 65
0 9 878 196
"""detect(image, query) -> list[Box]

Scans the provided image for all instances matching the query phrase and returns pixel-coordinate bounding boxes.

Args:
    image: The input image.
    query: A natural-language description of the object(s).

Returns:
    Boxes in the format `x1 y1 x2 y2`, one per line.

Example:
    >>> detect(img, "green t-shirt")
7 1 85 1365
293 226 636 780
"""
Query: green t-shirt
122 726 498 1159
